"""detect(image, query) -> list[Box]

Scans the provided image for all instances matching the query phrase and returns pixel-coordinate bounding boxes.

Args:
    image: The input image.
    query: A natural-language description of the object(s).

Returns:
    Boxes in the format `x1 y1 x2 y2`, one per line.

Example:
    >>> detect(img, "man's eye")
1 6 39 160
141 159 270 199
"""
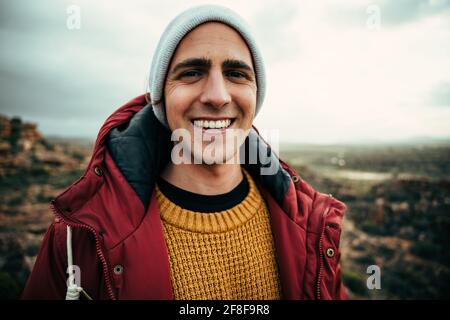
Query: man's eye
180 70 202 78
226 71 246 78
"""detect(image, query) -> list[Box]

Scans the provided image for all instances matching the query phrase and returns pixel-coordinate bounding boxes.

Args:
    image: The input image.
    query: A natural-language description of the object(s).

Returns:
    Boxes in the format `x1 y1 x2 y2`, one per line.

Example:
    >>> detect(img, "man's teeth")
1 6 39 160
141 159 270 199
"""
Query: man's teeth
193 119 232 129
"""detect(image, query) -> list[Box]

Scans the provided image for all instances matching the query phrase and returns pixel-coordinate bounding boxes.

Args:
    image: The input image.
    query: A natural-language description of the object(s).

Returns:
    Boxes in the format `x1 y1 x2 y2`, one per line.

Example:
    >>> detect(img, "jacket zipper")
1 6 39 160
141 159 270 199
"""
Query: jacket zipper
50 201 116 300
315 195 332 300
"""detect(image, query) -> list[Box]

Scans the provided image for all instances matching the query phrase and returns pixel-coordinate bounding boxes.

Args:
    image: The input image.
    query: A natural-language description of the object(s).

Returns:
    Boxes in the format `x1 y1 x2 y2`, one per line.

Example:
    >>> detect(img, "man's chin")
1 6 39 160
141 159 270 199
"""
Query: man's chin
190 147 240 165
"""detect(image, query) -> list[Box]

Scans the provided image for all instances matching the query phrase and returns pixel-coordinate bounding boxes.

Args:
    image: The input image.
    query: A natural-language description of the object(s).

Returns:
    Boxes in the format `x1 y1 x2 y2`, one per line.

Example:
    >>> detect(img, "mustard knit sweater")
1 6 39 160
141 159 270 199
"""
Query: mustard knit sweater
155 170 282 300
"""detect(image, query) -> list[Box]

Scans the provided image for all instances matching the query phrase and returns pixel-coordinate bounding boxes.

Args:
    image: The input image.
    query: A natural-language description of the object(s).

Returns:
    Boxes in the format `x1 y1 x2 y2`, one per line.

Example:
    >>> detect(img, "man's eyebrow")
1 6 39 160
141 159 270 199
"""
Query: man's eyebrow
170 57 211 74
170 57 254 75
222 59 254 73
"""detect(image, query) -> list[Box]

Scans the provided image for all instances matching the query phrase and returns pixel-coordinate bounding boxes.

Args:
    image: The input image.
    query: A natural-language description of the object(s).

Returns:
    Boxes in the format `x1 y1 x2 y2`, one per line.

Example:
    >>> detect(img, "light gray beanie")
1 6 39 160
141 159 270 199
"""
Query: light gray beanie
148 4 266 128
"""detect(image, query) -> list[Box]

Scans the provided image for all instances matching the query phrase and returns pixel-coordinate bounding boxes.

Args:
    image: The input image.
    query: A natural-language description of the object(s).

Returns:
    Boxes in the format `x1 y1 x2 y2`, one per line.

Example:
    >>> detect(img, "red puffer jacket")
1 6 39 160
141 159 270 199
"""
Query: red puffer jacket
22 94 348 300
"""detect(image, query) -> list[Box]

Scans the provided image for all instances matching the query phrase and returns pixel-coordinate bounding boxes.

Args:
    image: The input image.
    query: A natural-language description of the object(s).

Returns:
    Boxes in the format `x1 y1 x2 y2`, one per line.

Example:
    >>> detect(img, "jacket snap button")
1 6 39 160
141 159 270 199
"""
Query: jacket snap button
94 166 103 177
292 175 300 183
113 265 123 275
326 248 335 258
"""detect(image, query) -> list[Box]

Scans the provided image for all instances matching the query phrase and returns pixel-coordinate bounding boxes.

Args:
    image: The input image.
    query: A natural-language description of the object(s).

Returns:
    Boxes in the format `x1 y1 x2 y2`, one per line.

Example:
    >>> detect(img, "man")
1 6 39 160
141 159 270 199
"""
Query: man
22 5 347 300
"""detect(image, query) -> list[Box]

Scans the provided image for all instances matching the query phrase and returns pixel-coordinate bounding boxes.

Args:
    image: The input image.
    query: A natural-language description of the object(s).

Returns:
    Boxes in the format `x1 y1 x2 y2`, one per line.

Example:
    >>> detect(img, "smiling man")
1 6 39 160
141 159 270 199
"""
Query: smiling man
155 20 282 300
22 5 348 300
161 21 257 197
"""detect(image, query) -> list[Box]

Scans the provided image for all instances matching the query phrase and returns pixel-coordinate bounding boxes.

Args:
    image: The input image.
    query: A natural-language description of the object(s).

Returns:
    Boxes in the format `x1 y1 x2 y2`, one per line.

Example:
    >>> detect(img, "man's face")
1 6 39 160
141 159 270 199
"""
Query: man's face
164 22 257 164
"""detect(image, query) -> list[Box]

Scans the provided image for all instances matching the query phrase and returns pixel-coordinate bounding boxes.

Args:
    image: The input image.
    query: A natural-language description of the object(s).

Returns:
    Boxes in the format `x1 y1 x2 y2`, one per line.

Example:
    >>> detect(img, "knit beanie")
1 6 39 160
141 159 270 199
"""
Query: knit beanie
148 4 266 128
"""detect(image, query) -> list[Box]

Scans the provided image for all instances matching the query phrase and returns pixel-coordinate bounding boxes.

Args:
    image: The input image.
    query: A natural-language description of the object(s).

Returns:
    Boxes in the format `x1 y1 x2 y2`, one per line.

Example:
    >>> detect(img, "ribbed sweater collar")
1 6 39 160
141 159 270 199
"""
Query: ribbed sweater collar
155 170 263 233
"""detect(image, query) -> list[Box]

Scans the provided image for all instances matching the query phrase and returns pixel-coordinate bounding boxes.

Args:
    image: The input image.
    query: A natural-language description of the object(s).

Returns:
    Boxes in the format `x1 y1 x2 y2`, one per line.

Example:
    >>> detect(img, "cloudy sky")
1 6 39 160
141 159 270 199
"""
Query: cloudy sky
1 0 449 143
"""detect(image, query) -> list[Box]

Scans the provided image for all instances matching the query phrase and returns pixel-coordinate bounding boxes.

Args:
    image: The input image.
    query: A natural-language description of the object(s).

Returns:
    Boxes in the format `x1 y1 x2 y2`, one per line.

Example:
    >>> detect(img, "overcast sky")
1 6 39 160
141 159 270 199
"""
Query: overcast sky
1 0 449 143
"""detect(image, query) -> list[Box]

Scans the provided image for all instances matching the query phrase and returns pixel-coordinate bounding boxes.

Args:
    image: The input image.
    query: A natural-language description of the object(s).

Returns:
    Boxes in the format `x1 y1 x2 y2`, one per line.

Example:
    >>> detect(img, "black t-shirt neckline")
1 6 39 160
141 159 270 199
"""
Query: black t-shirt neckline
156 172 249 213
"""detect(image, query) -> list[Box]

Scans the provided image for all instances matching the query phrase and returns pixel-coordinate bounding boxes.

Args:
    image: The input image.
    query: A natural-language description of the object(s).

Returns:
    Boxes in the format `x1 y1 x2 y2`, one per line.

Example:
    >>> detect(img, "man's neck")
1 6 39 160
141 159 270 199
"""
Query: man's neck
160 162 244 196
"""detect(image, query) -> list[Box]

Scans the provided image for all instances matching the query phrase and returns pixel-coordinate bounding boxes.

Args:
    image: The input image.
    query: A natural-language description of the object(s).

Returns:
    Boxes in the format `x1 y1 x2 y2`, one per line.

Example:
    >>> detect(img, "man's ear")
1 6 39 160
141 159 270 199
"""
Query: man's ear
145 92 151 104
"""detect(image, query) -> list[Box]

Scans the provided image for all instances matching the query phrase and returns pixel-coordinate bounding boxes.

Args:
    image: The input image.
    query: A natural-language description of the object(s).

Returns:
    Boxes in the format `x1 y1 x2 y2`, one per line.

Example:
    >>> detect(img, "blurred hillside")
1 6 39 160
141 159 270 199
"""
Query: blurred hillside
0 114 449 299
0 114 91 299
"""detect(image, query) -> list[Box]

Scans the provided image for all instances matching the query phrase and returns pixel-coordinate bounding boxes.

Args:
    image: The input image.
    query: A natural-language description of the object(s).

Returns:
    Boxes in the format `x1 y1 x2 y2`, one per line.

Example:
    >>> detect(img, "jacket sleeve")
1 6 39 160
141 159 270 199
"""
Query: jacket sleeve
21 219 104 300
334 261 348 300
21 221 68 299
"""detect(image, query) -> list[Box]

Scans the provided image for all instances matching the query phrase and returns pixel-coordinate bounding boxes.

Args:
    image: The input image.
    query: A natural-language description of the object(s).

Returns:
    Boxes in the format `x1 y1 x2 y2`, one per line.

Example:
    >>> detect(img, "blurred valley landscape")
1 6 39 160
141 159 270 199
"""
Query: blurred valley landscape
0 114 449 299
281 141 450 299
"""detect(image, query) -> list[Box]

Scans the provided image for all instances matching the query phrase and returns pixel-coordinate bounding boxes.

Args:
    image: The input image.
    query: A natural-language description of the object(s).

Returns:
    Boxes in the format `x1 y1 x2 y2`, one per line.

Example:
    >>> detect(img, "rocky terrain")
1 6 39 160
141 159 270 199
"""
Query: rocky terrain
0 114 91 299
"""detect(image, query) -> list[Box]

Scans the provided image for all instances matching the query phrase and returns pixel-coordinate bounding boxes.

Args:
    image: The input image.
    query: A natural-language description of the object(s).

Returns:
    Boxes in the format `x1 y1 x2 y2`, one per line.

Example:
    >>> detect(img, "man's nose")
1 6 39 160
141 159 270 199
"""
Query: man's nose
199 71 231 108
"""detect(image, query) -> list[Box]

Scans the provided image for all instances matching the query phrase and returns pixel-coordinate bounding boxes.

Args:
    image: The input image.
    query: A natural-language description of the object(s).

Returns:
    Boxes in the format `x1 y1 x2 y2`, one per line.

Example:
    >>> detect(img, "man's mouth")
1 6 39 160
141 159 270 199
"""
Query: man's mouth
191 118 235 130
